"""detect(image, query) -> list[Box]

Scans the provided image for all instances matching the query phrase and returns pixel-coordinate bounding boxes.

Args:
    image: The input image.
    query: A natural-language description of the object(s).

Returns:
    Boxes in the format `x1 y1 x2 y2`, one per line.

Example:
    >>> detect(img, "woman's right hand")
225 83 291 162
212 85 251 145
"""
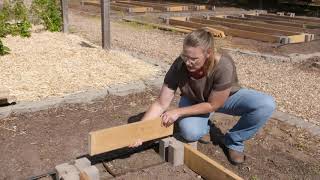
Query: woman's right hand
128 139 143 148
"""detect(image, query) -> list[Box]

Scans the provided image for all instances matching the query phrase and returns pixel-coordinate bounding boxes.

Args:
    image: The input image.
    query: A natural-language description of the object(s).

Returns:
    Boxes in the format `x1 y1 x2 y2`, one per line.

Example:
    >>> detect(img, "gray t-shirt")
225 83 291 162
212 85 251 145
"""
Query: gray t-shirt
164 53 241 103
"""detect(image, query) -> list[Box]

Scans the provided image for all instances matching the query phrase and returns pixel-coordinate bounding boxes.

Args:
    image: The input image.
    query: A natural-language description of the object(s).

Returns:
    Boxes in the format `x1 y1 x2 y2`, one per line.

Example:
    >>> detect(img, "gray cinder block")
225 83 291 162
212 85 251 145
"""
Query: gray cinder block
55 163 79 179
168 141 184 166
159 137 174 161
73 158 91 171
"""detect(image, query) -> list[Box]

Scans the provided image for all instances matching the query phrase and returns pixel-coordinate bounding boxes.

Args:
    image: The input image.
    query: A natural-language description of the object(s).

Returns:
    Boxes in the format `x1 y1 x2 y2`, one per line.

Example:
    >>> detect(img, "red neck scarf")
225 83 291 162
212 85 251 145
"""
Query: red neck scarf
188 66 206 79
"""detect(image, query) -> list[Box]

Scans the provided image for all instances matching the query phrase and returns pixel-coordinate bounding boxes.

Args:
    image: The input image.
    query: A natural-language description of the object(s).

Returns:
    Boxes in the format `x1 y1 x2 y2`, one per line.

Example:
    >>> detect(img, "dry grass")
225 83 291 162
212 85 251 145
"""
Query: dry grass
0 32 160 102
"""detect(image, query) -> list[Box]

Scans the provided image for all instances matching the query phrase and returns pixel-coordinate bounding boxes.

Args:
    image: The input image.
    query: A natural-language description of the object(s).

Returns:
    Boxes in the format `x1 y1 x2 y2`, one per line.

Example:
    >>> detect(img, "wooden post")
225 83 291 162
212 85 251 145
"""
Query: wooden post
101 0 111 50
259 0 263 10
61 0 69 33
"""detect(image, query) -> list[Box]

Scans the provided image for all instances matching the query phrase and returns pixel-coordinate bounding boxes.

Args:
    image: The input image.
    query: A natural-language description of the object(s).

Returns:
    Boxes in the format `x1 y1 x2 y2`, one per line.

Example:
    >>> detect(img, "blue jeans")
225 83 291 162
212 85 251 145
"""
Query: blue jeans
177 88 276 152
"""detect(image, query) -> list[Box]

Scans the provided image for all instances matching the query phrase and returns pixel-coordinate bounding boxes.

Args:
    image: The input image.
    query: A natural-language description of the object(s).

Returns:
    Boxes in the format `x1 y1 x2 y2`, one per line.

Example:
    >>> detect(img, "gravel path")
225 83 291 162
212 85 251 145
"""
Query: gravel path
69 11 183 63
68 10 320 126
68 9 232 63
229 52 320 126
1 32 160 102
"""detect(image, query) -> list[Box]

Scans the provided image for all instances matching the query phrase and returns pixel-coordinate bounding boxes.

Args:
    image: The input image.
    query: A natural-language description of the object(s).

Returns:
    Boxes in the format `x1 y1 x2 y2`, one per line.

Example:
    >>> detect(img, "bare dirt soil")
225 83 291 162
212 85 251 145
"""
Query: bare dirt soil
0 90 319 179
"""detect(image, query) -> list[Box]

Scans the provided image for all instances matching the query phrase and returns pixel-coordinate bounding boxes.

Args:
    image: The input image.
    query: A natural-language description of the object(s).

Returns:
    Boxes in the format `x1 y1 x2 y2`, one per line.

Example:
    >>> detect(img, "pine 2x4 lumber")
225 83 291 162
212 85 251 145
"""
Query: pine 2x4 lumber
111 5 147 13
244 14 320 28
184 144 244 180
209 16 305 33
83 1 100 6
136 0 206 10
241 14 306 28
151 1 206 11
122 18 192 33
189 17 300 36
83 1 152 12
117 1 188 11
89 118 173 156
207 16 313 42
111 2 153 12
168 18 283 43
260 13 320 24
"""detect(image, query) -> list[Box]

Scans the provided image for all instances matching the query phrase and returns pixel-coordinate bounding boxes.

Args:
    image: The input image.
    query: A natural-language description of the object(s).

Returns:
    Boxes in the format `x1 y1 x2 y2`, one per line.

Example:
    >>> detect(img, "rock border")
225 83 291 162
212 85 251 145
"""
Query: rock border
272 111 320 137
0 77 165 119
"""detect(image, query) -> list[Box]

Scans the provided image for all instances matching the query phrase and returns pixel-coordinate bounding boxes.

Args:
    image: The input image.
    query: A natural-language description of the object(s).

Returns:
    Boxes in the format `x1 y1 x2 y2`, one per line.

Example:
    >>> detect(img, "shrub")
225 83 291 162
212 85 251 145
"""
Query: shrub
0 39 10 56
31 0 62 32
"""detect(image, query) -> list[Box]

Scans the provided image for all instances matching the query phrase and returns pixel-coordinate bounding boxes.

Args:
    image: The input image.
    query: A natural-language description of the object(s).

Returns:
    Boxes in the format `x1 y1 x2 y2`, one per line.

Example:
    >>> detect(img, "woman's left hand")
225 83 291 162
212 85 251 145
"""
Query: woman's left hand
161 109 180 127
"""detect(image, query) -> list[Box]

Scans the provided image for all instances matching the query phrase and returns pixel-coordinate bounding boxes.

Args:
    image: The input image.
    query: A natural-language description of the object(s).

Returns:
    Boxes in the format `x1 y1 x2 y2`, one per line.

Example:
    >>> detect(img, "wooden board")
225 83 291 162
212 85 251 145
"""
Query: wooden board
109 5 130 12
173 25 194 31
89 118 173 156
117 1 187 11
288 34 307 43
189 17 300 36
230 16 306 28
244 14 320 28
149 1 206 10
166 6 187 12
84 1 100 6
184 144 243 180
84 1 152 12
260 13 320 24
122 18 191 33
168 19 281 43
209 16 305 32
112 2 153 11
136 0 206 10
226 27 283 43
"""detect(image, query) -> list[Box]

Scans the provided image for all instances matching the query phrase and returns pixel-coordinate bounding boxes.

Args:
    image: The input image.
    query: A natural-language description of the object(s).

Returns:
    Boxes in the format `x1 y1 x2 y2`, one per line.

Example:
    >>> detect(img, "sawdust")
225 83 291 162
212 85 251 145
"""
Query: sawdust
0 32 160 102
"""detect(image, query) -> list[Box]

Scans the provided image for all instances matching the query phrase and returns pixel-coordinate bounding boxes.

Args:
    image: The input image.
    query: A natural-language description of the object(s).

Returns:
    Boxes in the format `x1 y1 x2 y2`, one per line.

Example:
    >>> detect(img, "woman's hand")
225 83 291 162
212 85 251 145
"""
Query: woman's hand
161 109 181 127
128 139 143 148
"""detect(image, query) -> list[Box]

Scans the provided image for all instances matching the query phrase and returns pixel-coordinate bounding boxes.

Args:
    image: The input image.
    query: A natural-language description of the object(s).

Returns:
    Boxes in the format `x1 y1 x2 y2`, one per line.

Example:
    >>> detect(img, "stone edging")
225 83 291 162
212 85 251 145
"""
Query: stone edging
0 76 165 119
272 111 320 137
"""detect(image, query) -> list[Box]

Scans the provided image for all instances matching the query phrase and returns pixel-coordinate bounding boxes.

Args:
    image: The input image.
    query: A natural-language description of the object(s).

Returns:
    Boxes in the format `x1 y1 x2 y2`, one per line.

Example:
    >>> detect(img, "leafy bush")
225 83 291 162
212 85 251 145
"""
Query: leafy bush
0 39 10 56
0 0 31 38
31 0 62 32
0 0 32 55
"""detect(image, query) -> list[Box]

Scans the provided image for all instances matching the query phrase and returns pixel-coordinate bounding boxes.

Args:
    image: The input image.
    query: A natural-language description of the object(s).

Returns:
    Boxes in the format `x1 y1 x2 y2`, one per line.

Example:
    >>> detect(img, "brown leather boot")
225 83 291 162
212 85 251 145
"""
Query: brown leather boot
198 134 211 144
227 148 245 165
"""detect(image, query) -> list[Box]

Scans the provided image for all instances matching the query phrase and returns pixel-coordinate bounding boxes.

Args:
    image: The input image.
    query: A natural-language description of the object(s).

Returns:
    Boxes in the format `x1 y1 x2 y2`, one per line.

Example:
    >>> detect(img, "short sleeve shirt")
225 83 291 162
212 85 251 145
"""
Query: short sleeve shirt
164 53 241 103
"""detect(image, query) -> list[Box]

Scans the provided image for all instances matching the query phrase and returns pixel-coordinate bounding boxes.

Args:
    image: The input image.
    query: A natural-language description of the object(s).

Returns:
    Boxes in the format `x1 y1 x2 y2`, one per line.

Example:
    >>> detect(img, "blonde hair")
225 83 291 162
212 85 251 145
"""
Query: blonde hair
183 28 218 76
